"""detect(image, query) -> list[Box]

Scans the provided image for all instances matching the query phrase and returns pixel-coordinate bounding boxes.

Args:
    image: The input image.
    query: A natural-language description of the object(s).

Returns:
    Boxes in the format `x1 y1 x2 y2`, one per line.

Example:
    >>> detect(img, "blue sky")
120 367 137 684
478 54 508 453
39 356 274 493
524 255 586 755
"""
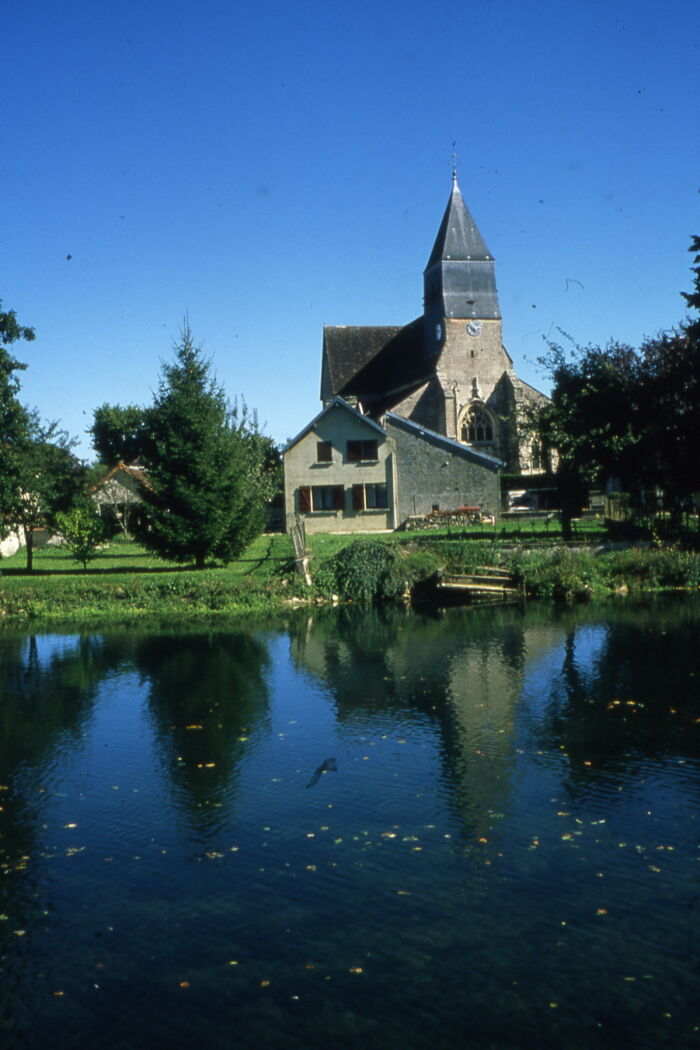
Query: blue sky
4 0 699 460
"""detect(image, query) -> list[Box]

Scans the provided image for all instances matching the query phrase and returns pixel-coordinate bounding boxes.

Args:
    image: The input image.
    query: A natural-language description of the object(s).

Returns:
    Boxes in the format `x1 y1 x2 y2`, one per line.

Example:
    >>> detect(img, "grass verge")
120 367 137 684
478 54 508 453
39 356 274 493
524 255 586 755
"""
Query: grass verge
1 530 699 623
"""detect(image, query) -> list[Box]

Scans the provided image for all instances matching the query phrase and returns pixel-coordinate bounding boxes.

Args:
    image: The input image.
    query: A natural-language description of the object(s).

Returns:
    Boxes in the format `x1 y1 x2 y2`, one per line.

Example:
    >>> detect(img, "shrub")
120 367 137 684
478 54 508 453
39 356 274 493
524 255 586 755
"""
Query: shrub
56 504 107 569
319 540 401 602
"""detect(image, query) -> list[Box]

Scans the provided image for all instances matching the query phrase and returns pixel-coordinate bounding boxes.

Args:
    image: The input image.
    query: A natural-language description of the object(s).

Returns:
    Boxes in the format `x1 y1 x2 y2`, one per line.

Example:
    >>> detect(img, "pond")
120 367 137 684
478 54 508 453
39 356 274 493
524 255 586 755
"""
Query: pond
1 598 698 1049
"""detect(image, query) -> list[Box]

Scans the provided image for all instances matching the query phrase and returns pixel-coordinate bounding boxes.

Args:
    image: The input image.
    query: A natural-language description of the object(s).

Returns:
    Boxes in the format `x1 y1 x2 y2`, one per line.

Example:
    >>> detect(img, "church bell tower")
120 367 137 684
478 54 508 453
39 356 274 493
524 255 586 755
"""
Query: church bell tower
422 175 513 446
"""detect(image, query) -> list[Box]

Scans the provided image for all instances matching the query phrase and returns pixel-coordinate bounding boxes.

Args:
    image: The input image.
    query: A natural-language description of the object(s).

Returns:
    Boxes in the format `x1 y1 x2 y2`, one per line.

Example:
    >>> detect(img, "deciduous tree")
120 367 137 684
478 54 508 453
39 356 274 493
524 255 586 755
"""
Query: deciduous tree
0 301 34 531
90 403 147 466
9 417 84 571
56 502 107 569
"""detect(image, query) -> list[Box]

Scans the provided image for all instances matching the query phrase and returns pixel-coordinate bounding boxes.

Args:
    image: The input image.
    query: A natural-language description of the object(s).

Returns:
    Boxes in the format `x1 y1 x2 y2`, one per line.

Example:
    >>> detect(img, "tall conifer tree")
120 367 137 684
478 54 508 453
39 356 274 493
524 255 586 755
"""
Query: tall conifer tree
139 321 274 569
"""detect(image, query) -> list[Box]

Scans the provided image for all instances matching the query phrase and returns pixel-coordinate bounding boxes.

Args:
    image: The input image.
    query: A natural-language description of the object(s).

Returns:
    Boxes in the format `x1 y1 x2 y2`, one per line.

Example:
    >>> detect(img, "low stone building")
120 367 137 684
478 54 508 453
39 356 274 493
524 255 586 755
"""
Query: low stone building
283 397 500 533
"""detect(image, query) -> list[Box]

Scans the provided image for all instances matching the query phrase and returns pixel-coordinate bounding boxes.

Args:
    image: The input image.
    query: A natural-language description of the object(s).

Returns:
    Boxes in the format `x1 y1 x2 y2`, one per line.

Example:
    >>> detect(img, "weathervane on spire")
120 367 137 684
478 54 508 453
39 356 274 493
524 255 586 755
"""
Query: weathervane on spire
451 142 458 185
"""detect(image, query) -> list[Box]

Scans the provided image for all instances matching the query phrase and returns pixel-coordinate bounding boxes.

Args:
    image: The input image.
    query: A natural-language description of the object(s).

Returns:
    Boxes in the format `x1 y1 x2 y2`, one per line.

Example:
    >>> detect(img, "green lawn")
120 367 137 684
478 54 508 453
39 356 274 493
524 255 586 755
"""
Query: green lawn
0 532 294 580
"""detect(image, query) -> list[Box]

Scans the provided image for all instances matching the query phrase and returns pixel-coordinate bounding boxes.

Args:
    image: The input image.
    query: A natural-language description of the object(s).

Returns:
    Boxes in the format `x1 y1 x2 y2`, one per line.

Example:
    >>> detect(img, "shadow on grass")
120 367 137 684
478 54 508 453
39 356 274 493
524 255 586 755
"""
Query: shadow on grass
0 565 189 578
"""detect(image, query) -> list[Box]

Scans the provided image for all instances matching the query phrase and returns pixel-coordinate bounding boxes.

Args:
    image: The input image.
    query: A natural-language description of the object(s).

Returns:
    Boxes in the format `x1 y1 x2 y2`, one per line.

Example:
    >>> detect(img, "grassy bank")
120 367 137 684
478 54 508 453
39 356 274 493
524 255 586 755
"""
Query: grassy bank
0 534 297 623
1 530 699 624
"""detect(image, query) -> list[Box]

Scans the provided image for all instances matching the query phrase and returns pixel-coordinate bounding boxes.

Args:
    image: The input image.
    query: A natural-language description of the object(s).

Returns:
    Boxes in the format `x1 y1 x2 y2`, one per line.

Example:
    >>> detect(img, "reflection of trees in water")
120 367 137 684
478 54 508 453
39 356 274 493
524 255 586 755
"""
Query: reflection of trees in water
134 631 271 838
0 631 135 959
531 598 700 791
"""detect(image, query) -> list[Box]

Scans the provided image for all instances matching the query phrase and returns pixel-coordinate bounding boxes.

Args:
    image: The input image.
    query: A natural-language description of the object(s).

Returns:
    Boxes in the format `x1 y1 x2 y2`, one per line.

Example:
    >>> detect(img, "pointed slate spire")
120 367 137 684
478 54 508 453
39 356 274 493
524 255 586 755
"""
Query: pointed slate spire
424 179 501 320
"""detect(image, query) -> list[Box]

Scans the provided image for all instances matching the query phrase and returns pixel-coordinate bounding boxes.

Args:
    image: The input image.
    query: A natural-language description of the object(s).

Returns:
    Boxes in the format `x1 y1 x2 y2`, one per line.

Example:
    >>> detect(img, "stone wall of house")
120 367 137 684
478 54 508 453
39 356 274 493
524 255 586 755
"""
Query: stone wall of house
386 418 500 526
283 403 395 533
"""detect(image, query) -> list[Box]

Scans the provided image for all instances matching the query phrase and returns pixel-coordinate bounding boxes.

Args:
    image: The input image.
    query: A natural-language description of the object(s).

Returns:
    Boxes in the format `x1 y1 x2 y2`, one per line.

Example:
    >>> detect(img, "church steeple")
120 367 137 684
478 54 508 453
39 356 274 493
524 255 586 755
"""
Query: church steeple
423 179 501 321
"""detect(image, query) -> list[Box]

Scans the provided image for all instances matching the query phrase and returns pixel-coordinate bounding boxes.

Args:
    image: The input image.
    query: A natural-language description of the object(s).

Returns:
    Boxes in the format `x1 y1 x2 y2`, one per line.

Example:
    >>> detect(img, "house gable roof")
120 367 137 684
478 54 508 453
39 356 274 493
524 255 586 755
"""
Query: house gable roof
91 460 153 494
282 397 386 454
385 412 504 471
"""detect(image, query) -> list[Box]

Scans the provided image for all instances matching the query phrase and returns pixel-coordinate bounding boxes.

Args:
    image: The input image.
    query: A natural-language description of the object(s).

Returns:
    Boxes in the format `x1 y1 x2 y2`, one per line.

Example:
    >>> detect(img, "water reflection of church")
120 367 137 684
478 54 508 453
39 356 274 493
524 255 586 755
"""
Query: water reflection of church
287 607 562 839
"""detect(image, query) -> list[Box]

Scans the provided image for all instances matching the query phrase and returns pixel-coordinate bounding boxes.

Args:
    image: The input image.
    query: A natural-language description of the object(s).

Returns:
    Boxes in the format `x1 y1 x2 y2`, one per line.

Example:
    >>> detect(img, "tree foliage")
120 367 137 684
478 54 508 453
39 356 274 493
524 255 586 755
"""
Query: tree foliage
56 502 107 569
90 403 147 466
0 301 34 531
137 321 277 569
8 417 84 571
532 237 700 533
1 301 86 569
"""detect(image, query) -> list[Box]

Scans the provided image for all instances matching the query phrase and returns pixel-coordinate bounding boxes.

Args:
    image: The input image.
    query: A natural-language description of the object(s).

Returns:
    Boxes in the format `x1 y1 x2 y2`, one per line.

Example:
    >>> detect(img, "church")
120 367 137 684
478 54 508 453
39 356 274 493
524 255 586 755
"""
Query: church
283 177 548 533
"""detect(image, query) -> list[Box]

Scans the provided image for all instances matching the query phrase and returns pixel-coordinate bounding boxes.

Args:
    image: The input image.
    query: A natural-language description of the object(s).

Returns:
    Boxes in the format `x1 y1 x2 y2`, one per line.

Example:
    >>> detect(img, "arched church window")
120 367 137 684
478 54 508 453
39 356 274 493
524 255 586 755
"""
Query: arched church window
461 405 494 445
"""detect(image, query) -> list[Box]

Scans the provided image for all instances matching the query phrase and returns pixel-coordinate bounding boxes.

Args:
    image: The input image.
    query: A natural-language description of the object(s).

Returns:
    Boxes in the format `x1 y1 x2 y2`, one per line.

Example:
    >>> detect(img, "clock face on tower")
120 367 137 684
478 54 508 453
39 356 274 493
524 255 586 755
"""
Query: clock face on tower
466 320 482 337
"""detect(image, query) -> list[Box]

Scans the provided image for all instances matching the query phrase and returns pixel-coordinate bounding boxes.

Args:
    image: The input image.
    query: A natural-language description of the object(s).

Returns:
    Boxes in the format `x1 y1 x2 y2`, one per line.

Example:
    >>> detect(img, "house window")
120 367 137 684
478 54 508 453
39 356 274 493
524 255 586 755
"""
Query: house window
347 439 378 462
298 485 345 512
352 483 388 510
461 405 494 444
299 485 344 512
316 441 332 463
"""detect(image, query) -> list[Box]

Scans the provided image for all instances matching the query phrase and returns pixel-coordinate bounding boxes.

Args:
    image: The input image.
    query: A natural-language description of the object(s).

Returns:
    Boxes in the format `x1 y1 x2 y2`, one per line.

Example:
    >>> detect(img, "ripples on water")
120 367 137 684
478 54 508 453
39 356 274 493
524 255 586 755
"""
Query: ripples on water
0 598 698 1049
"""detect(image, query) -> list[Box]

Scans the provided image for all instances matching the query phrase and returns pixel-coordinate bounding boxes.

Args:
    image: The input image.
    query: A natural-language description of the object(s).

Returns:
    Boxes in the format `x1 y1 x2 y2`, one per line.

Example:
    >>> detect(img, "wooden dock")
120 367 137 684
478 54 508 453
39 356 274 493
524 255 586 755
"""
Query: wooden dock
434 567 523 604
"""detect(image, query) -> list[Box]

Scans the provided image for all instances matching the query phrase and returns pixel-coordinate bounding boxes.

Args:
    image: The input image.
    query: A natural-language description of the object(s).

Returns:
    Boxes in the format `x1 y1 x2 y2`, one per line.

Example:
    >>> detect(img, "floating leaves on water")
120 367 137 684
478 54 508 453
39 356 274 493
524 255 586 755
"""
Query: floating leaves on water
228 960 239 966
596 908 608 915
185 725 203 731
64 823 77 829
349 967 363 974
260 979 270 987
196 763 216 769
179 981 190 988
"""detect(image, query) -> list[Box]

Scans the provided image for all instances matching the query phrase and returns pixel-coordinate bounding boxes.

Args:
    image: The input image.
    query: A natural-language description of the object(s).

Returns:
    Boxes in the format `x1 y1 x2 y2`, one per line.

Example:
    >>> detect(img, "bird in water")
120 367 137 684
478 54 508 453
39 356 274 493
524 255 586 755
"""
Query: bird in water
306 757 337 788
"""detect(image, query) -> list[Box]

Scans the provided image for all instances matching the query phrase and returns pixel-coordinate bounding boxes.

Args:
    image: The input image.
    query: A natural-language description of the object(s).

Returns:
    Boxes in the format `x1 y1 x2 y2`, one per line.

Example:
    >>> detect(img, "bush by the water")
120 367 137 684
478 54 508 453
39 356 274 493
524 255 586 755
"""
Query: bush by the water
314 540 439 602
506 544 700 601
